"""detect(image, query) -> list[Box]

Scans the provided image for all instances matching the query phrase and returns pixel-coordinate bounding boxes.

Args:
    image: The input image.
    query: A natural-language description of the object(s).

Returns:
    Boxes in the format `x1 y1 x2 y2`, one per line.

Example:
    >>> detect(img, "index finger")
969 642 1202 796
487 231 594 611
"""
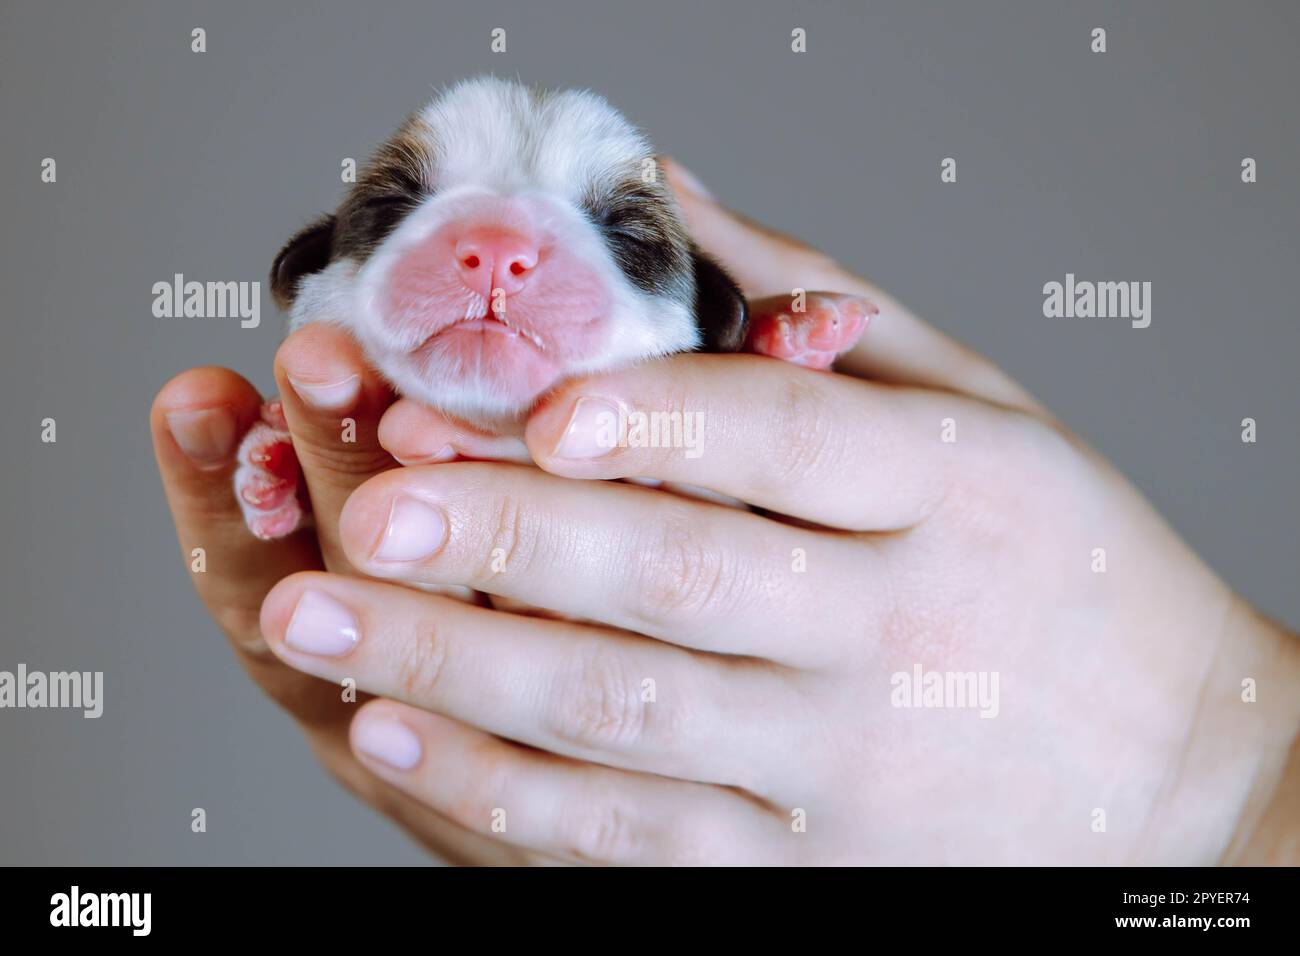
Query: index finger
524 353 1012 532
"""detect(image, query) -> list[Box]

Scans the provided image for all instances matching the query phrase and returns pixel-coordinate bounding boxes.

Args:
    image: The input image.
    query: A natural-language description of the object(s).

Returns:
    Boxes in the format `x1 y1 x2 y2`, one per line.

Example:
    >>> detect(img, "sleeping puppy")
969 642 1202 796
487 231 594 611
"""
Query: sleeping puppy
238 77 871 538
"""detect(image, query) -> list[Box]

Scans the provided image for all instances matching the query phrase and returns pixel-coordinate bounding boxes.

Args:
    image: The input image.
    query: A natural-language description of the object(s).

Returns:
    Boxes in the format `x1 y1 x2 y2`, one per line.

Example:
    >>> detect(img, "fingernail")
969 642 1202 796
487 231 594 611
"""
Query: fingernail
354 716 422 770
375 496 447 562
553 397 621 460
166 407 238 468
284 589 360 656
669 160 713 200
288 373 361 412
393 445 457 466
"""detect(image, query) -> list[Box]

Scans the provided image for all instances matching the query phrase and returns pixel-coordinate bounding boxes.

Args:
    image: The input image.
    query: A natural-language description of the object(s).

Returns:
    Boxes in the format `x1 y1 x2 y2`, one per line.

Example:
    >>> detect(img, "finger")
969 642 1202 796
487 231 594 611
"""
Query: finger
348 699 790 865
150 368 342 718
524 352 1009 531
153 371 532 863
260 572 806 793
664 158 1045 414
305 718 542 866
273 322 399 571
334 460 873 664
378 398 531 465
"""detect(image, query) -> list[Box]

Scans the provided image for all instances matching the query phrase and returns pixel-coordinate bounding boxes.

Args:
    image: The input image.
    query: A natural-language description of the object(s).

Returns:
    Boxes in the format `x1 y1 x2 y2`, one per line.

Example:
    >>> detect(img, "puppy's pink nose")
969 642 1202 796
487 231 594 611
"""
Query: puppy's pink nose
453 230 539 299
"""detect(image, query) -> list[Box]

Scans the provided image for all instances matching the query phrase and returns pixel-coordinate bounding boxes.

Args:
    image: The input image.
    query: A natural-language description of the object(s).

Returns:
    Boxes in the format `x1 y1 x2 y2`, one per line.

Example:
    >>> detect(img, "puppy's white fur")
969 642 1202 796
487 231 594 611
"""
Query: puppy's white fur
290 77 699 426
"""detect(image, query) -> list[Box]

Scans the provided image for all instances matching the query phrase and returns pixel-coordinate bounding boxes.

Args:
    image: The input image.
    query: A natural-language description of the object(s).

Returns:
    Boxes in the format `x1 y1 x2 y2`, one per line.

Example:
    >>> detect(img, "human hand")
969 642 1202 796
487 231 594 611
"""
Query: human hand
243 165 1300 864
150 327 536 865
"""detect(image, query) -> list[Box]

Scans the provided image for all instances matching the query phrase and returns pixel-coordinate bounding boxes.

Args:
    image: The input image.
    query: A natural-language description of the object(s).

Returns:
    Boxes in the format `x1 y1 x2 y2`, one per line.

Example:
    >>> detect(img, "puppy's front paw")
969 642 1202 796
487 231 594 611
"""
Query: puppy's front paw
234 399 306 539
746 293 875 370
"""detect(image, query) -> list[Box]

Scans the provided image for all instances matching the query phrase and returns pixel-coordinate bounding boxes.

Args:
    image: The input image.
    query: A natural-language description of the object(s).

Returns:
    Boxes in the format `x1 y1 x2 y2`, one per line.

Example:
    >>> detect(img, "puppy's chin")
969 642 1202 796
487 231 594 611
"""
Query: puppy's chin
372 336 562 430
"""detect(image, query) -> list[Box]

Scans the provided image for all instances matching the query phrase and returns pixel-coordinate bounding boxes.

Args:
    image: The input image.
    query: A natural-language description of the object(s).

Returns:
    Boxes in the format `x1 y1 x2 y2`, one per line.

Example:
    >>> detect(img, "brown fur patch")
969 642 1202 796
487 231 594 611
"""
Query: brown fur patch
331 114 438 261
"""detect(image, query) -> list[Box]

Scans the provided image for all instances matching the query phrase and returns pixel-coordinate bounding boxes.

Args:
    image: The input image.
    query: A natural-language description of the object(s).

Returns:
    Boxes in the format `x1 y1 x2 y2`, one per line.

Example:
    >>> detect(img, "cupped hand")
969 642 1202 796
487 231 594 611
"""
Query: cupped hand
244 164 1300 864
151 326 537 865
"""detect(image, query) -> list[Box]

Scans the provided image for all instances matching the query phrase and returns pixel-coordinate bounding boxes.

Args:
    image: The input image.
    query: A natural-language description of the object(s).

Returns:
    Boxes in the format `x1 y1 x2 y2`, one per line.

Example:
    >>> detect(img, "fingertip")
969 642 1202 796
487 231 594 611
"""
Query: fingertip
523 362 688 470
350 699 426 772
152 366 261 422
152 367 263 471
335 471 397 565
258 569 326 648
275 322 365 373
523 384 587 468
377 400 461 464
381 401 531 465
336 465 455 572
274 322 382 415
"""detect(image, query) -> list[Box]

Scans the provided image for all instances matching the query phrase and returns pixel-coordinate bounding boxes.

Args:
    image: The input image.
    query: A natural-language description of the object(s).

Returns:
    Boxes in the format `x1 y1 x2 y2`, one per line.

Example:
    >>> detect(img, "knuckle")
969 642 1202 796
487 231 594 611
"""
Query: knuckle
446 741 513 832
392 622 449 701
299 439 391 479
941 412 1085 534
546 642 647 751
659 819 724 866
763 377 841 489
630 509 735 623
559 795 642 863
473 493 542 584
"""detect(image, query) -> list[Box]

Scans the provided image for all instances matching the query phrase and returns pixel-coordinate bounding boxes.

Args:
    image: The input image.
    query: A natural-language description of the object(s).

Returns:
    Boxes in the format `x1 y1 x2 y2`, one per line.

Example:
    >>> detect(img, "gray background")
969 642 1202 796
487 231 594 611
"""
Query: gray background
1 0 1296 864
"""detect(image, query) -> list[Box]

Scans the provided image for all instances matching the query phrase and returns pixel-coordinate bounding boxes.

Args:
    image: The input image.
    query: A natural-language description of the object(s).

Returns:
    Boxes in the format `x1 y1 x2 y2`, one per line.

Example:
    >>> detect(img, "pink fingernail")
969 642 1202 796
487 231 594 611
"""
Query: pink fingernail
288 373 361 411
166 407 238 468
553 397 621 460
393 444 457 466
375 496 447 562
284 589 360 657
354 716 422 770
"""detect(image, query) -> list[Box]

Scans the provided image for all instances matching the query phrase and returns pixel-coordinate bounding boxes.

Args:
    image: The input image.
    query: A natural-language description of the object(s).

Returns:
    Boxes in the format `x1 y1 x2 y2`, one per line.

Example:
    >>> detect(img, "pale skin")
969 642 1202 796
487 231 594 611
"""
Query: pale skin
151 161 1300 865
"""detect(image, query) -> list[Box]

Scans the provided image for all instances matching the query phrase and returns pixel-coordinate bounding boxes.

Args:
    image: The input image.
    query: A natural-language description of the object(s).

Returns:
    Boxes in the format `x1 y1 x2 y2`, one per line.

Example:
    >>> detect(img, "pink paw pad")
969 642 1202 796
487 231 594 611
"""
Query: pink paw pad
234 399 306 540
746 293 876 370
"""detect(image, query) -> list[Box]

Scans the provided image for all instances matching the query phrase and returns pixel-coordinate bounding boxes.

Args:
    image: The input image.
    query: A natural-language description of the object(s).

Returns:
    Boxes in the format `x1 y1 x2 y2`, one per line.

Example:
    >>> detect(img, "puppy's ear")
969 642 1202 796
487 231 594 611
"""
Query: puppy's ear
270 215 336 310
691 245 749 352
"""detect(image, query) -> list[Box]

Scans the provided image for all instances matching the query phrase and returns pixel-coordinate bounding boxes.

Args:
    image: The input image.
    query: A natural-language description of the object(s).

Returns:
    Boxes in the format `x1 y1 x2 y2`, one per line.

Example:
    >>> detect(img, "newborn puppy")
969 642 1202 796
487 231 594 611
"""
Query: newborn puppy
238 77 871 538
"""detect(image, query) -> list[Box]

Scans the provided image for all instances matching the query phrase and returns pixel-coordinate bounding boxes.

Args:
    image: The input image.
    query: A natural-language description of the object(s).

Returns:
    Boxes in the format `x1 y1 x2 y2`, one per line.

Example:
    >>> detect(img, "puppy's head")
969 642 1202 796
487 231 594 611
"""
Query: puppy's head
271 77 746 425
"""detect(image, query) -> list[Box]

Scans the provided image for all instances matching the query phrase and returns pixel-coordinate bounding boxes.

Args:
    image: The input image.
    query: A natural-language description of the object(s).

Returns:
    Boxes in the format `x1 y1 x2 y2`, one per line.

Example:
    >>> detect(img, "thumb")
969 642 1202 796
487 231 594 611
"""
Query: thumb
663 157 849 299
663 157 1046 416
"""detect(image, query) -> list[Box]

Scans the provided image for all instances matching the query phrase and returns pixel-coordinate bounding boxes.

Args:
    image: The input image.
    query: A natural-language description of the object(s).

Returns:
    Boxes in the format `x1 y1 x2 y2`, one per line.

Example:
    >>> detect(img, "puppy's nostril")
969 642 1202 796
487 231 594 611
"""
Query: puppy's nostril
509 261 527 276
463 255 480 269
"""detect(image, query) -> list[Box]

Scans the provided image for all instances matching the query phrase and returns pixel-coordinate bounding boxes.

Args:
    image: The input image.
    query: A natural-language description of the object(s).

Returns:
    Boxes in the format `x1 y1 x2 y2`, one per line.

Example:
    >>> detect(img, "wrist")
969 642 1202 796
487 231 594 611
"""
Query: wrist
1228 723 1300 864
1218 603 1300 865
